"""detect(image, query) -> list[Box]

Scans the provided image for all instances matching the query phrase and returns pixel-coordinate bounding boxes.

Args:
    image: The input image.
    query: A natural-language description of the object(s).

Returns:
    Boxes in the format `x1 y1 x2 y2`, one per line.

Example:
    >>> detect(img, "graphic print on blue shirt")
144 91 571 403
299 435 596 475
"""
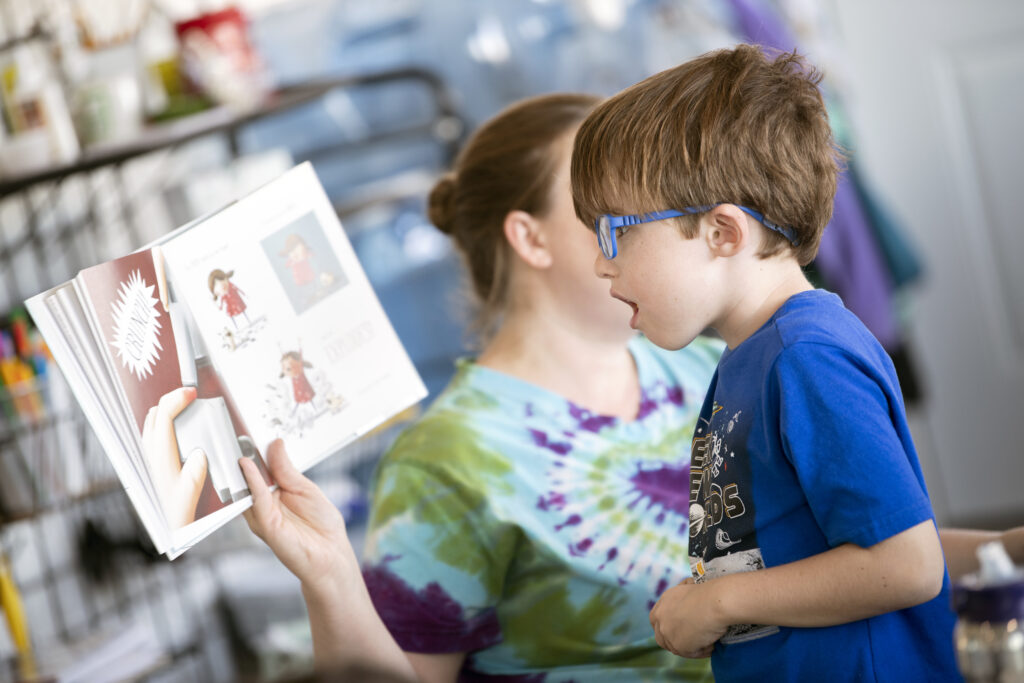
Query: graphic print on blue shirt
689 399 779 644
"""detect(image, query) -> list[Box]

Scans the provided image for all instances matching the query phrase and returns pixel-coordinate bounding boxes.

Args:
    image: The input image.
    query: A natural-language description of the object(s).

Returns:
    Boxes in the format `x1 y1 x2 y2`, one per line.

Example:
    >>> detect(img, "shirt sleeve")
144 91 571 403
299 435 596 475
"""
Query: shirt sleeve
772 342 935 549
361 433 519 654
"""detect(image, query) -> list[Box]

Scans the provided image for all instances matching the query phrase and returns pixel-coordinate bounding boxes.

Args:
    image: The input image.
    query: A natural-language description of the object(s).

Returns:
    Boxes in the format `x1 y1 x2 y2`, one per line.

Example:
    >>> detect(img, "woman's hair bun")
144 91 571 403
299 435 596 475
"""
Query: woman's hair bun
427 172 458 235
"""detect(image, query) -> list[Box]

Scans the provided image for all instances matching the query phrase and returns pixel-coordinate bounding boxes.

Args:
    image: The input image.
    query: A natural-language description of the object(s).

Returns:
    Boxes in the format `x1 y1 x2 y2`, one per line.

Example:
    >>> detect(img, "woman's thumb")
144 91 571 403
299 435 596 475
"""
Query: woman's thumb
265 439 306 488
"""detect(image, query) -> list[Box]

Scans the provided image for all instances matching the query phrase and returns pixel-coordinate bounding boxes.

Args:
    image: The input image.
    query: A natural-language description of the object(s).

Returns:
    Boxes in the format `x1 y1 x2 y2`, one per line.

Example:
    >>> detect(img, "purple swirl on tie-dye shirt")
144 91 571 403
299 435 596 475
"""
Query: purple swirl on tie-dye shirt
636 383 686 420
537 491 567 511
569 537 594 556
567 402 617 432
628 462 691 523
554 513 582 531
363 561 502 652
635 390 660 421
598 547 618 571
648 576 673 610
528 428 572 455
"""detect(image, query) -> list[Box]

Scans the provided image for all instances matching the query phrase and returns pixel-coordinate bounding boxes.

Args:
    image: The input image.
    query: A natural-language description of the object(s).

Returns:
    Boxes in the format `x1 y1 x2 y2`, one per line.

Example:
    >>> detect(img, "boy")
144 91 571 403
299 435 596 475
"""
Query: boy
570 45 960 680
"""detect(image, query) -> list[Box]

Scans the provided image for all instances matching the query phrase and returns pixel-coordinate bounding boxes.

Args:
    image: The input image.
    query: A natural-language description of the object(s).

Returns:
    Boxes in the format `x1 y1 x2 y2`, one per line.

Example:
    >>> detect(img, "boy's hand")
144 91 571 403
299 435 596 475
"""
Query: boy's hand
650 577 727 658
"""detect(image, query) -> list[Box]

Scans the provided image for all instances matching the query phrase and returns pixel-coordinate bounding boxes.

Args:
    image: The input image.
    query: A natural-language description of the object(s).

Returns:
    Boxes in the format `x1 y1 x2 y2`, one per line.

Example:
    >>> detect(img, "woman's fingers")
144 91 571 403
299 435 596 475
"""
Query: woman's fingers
239 456 274 536
264 439 309 491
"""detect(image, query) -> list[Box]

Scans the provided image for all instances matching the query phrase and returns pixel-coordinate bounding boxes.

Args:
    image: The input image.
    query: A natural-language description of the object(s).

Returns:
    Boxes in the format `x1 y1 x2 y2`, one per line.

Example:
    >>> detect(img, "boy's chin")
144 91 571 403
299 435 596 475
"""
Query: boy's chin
638 326 694 352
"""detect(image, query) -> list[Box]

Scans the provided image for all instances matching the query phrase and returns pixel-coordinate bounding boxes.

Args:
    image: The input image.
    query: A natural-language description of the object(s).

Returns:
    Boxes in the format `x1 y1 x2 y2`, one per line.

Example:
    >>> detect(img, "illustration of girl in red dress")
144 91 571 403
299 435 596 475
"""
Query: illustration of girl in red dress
208 269 250 329
279 350 316 417
279 234 315 287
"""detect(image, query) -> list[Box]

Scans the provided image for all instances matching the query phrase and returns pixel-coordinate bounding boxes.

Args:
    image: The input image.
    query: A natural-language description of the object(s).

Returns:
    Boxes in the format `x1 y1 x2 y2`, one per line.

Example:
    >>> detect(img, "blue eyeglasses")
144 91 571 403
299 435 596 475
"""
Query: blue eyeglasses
595 205 800 259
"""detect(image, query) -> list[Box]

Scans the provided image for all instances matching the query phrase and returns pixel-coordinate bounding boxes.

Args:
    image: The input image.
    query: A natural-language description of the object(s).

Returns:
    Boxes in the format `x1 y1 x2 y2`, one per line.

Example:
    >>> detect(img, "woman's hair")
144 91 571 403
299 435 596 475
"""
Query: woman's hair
427 92 601 343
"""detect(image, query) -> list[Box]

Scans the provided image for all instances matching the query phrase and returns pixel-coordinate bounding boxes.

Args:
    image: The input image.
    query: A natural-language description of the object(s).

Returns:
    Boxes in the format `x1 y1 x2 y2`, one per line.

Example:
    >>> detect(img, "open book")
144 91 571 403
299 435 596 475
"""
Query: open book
25 163 427 558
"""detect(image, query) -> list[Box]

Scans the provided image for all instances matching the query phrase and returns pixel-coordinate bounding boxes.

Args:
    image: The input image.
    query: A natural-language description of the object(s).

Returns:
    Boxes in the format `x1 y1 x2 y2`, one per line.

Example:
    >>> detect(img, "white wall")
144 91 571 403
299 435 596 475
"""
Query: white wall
831 0 1024 527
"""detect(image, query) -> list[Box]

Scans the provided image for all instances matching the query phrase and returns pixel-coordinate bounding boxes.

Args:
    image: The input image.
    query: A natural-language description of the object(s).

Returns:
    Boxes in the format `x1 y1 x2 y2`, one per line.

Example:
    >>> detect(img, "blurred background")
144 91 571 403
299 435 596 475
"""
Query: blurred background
0 0 1020 680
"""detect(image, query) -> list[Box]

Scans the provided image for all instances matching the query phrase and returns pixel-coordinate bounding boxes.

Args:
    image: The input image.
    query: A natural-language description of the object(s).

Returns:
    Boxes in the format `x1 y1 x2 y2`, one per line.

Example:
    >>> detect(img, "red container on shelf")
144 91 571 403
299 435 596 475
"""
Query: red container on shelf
174 6 267 108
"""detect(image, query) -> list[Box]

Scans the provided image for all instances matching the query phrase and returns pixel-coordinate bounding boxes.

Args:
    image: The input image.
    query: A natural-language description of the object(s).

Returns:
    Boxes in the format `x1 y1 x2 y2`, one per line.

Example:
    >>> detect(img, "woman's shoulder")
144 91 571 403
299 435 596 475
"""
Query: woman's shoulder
376 368 520 482
383 408 483 467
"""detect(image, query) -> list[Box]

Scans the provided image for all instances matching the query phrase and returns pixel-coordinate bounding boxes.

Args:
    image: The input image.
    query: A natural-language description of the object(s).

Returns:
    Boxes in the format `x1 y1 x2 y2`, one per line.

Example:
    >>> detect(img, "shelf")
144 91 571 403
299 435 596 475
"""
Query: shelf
0 67 462 197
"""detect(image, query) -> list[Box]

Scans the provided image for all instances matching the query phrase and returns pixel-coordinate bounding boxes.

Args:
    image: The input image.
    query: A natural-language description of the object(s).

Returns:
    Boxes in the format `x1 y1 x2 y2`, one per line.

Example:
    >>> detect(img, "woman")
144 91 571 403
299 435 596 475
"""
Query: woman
242 93 719 682
239 93 1024 682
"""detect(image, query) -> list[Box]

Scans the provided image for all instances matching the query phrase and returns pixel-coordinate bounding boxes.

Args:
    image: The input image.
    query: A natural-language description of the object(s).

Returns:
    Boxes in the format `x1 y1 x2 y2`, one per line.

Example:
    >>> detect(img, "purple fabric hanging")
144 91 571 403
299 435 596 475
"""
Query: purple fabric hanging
723 0 900 349
819 177 899 348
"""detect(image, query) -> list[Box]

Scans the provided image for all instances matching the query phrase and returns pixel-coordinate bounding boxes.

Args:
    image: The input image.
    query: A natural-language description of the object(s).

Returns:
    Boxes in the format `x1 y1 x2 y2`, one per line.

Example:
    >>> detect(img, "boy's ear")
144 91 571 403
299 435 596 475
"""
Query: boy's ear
704 204 749 257
503 210 552 269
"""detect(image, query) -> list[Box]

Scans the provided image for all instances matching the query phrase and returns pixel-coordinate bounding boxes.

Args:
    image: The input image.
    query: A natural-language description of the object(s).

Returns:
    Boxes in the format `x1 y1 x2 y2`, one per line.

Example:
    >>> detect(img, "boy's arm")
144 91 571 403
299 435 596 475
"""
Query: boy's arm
940 525 1024 580
651 520 945 657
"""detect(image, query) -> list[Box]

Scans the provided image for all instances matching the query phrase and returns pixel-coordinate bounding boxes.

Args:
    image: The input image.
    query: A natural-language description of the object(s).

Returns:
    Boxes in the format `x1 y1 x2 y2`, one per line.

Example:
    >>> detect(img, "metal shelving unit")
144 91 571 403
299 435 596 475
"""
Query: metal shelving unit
0 66 465 681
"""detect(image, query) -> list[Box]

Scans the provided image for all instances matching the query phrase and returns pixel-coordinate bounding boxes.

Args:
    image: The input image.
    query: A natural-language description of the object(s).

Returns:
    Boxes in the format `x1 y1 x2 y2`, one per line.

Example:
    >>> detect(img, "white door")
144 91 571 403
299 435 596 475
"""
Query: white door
831 0 1024 527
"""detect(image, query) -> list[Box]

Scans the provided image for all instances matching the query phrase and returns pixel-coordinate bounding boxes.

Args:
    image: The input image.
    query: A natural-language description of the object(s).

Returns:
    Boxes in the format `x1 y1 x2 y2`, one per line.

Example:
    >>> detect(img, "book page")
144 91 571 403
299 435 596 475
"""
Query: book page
27 162 427 557
71 247 278 546
74 250 182 437
25 286 171 553
47 288 138 462
160 163 427 475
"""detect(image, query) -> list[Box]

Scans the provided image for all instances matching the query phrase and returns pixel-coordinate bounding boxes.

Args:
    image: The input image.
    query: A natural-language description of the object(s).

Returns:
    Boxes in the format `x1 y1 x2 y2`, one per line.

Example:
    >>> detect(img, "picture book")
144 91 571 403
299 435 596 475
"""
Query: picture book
25 163 427 558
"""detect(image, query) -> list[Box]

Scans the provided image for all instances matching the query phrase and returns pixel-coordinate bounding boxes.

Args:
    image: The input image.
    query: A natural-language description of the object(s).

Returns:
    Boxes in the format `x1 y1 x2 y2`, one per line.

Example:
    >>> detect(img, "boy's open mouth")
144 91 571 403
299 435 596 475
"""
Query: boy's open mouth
611 291 640 328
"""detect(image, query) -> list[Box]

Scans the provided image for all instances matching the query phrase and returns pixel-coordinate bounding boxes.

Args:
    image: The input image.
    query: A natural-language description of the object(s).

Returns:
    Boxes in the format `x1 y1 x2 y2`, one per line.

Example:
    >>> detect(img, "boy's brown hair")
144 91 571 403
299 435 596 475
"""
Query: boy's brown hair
571 44 841 265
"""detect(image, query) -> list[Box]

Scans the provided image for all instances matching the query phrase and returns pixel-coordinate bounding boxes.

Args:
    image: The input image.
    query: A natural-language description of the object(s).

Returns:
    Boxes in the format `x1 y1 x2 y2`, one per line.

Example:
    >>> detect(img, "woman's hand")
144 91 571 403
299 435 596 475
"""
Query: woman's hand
142 386 208 529
241 442 423 678
239 439 357 589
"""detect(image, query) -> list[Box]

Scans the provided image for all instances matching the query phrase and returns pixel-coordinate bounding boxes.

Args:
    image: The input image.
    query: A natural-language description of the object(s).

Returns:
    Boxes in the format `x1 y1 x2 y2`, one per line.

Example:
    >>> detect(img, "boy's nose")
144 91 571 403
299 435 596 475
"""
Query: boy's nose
593 252 616 279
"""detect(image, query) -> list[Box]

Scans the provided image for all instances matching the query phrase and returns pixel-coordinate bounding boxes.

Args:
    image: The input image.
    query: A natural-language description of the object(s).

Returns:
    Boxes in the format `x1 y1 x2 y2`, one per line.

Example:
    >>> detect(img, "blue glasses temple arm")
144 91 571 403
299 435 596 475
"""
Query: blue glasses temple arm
601 205 800 246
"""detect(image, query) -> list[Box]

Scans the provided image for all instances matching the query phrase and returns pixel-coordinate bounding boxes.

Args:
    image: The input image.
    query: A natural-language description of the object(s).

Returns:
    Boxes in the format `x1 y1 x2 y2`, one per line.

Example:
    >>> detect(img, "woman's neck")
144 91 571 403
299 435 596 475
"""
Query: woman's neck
477 308 641 420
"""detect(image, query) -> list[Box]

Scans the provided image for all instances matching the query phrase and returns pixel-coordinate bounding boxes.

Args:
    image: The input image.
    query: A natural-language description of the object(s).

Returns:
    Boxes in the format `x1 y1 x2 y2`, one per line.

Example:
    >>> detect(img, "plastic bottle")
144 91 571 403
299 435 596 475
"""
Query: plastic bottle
953 541 1024 682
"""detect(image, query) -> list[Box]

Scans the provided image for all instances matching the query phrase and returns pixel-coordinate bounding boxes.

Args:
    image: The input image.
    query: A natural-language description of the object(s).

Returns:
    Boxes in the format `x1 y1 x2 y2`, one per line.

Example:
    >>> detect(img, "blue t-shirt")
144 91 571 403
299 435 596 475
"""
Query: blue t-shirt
687 290 959 682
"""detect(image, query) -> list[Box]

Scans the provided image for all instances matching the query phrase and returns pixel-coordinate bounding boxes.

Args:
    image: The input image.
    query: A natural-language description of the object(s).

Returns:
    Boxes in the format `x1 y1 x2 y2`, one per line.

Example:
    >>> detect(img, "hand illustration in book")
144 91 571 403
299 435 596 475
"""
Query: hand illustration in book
142 386 209 529
240 439 355 588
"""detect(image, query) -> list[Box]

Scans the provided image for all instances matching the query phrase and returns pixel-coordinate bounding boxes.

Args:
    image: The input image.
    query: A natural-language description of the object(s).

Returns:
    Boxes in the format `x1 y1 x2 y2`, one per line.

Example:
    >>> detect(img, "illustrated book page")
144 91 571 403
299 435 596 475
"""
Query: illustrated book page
26 162 427 557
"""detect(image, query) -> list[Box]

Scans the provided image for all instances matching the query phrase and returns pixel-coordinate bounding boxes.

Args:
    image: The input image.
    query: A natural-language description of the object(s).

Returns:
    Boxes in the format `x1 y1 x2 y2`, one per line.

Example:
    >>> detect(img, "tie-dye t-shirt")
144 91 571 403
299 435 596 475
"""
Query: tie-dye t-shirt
362 335 724 682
